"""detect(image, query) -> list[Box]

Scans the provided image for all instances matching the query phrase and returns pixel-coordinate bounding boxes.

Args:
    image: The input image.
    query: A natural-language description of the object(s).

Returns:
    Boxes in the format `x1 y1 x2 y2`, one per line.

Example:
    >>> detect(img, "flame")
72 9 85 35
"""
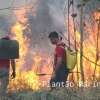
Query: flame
8 5 100 91
8 7 41 91
8 22 40 91
65 11 100 83
8 6 53 91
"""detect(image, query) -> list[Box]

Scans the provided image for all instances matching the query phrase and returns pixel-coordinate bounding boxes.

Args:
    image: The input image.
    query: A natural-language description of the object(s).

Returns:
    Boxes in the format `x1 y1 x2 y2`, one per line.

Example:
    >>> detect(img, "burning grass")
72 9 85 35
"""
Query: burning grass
4 4 99 100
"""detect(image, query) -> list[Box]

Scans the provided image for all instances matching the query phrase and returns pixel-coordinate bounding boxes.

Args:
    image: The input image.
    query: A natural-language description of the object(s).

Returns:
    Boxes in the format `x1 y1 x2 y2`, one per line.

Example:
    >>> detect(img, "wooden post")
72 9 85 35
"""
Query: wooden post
77 2 85 85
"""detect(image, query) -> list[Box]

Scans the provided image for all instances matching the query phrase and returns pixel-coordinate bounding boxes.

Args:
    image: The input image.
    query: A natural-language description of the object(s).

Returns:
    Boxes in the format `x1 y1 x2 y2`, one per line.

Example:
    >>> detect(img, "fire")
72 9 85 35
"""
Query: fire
65 11 100 83
7 4 100 91
8 22 40 91
8 6 53 91
82 11 100 81
8 7 41 91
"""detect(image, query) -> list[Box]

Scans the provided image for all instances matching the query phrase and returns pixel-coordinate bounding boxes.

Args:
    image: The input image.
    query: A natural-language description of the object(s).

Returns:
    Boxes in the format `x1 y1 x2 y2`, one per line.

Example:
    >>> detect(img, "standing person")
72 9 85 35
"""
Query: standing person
48 31 69 90
0 36 16 96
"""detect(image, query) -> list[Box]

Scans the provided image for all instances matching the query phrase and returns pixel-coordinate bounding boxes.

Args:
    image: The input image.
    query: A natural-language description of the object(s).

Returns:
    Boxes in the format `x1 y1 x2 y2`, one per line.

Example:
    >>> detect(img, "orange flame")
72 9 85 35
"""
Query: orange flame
8 6 100 91
65 11 100 83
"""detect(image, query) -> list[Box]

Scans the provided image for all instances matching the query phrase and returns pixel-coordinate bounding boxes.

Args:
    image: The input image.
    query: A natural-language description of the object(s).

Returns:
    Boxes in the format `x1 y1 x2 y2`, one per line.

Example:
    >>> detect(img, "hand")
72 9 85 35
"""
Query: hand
11 72 16 79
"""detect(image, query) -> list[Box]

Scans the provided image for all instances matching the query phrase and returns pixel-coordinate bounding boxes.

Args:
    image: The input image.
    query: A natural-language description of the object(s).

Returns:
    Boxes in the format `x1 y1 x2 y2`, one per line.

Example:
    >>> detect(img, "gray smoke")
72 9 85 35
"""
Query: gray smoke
0 16 12 37
22 0 100 62
25 0 67 53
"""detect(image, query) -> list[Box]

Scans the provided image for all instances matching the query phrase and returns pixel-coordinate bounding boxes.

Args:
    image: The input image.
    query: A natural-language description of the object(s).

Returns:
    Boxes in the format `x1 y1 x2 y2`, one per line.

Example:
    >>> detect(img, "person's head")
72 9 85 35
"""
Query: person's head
48 31 60 45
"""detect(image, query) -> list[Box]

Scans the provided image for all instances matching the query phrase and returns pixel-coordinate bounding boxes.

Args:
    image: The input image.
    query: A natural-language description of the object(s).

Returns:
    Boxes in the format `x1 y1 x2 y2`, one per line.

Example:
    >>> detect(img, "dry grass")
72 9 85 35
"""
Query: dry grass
1 86 99 100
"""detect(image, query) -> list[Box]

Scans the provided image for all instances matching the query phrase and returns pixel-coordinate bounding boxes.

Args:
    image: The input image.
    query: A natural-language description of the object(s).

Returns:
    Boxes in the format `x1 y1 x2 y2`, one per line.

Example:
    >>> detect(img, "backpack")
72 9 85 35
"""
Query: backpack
58 44 77 71
0 39 19 59
66 48 77 71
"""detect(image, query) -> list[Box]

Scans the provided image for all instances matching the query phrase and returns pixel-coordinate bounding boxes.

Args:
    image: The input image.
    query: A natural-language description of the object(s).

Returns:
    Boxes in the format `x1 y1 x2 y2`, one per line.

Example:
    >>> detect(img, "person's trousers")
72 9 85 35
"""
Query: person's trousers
50 66 69 88
0 67 9 96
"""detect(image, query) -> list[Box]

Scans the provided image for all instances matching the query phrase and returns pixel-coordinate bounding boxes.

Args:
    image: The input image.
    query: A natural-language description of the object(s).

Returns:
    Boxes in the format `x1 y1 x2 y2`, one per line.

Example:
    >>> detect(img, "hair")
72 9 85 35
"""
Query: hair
48 31 59 38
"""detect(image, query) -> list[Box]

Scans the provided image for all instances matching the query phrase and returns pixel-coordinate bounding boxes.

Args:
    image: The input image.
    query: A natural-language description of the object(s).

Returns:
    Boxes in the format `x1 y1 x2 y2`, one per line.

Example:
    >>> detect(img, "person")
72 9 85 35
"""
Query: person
0 35 16 96
48 31 69 90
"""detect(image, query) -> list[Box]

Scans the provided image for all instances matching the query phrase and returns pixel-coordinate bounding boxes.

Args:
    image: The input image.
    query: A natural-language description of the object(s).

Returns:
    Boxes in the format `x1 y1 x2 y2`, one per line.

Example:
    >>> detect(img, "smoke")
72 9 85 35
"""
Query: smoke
24 0 100 55
84 0 100 14
48 0 66 32
21 0 67 71
28 0 66 33
0 0 99 71
25 0 67 54
0 16 11 38
0 0 99 49
0 0 99 77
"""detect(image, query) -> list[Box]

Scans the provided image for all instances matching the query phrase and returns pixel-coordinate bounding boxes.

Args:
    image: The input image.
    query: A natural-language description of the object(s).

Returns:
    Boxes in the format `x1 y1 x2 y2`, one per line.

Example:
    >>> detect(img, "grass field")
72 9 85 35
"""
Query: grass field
0 86 99 100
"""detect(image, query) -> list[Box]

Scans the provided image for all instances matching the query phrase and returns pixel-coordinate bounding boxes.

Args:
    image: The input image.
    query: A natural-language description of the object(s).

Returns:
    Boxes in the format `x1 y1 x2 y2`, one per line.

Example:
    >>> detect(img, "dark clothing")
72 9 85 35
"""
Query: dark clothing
0 37 10 69
0 36 10 95
50 65 69 85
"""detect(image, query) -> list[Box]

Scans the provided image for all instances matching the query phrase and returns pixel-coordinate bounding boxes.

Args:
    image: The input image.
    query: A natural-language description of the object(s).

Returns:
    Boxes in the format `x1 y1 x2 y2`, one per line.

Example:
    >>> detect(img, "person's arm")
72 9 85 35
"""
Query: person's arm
52 57 63 78
54 57 63 72
52 47 64 77
11 59 16 78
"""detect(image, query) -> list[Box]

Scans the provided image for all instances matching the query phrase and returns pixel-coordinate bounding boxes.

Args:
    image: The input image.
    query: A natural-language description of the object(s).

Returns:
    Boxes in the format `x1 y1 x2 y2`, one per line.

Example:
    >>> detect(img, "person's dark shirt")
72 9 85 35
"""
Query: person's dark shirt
0 36 10 68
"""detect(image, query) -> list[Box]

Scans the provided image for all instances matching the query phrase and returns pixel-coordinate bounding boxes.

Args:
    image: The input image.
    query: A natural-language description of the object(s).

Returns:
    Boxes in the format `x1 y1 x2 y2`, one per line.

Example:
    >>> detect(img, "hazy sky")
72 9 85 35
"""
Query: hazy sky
0 0 99 32
0 0 99 49
0 0 26 8
0 0 30 15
